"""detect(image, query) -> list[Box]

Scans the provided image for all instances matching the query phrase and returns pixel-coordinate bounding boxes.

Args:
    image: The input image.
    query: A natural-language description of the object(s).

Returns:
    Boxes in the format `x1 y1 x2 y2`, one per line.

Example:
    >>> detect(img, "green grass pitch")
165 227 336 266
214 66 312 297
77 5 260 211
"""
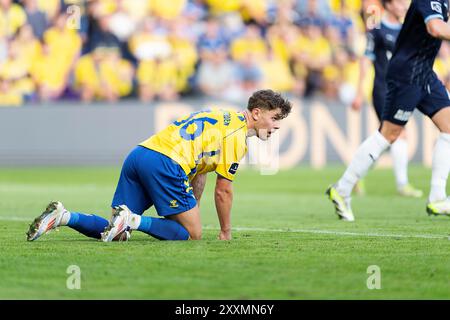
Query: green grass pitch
1 166 449 299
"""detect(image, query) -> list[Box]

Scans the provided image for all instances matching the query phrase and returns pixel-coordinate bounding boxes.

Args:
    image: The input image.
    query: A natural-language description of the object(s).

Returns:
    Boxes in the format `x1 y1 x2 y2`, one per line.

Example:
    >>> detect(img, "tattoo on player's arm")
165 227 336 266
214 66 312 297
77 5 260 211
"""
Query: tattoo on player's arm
191 173 207 204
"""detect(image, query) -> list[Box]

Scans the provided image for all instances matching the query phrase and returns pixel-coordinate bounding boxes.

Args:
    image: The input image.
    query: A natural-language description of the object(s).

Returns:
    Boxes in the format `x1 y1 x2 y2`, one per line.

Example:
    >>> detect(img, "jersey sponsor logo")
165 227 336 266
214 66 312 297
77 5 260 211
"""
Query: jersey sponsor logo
431 1 442 14
386 50 392 60
385 34 395 43
228 163 239 175
393 109 413 122
169 200 179 208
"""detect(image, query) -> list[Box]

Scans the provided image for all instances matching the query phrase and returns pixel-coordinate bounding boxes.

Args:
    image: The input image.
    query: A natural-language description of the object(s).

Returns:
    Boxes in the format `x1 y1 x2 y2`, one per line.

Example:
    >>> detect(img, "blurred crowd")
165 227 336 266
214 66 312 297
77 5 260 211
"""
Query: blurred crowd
0 0 449 106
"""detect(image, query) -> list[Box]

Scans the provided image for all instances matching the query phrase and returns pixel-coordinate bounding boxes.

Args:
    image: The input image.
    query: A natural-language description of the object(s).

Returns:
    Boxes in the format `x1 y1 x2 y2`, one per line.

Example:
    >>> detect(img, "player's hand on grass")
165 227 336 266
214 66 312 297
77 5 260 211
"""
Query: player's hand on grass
218 229 231 240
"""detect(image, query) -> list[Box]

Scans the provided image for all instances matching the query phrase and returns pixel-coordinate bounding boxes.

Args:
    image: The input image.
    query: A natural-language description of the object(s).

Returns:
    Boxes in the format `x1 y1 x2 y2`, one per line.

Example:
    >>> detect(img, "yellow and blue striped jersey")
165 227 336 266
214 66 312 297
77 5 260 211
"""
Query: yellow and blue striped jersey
140 109 248 181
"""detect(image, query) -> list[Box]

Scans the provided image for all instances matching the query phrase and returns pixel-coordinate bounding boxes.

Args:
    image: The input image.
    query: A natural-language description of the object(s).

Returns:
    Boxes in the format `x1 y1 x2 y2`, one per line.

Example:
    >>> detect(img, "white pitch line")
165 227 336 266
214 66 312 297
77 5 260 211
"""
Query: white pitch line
0 216 31 222
203 226 449 240
1 216 447 240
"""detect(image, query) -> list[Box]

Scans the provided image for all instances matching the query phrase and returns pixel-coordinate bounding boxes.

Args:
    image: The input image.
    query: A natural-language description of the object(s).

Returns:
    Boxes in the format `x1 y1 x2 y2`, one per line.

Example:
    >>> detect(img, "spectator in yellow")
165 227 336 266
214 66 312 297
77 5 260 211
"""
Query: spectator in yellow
104 46 134 99
205 0 241 16
329 0 362 15
231 24 267 62
0 24 42 99
297 22 332 71
266 25 307 96
74 46 134 103
43 13 82 72
322 47 349 100
240 0 269 25
0 77 22 106
36 0 60 21
0 40 35 101
340 50 360 95
30 44 69 101
137 54 179 102
167 19 198 92
11 24 42 67
260 46 294 93
266 22 297 63
322 47 361 103
150 0 187 21
0 0 26 38
291 22 332 96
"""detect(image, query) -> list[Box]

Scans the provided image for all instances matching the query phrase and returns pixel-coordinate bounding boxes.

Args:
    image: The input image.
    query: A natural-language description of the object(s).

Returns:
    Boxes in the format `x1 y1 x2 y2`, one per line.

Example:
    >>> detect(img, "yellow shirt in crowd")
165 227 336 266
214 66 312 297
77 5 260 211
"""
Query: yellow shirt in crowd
231 37 267 62
43 27 82 65
206 0 241 15
137 59 179 92
150 0 187 20
74 54 133 97
37 0 60 19
0 3 26 38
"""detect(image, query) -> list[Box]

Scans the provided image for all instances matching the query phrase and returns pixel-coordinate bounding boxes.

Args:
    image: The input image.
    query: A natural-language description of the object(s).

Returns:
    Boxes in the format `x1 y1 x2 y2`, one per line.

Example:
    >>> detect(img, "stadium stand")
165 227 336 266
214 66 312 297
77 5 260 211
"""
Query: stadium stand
0 0 449 106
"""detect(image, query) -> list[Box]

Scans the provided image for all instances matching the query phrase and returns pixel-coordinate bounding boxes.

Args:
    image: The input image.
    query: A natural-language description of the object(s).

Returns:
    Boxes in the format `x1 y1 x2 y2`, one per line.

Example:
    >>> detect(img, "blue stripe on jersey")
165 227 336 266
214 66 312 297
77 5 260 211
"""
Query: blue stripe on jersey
424 14 444 23
364 52 376 61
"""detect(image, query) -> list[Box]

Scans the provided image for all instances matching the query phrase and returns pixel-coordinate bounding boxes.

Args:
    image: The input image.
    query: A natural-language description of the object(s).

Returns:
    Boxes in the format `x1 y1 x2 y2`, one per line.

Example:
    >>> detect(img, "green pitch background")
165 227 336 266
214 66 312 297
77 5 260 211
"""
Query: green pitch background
1 166 449 299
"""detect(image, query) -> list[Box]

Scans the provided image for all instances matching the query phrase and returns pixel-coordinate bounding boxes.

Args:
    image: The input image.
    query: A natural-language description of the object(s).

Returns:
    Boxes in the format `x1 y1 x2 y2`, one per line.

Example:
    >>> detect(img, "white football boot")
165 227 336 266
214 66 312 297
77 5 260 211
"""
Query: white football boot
326 185 355 222
101 205 132 242
398 184 423 198
26 201 67 241
426 197 450 216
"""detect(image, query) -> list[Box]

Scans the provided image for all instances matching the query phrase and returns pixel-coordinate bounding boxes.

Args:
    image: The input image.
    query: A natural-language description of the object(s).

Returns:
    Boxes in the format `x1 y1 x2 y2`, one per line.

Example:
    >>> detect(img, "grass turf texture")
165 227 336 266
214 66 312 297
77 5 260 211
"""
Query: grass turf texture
0 166 449 299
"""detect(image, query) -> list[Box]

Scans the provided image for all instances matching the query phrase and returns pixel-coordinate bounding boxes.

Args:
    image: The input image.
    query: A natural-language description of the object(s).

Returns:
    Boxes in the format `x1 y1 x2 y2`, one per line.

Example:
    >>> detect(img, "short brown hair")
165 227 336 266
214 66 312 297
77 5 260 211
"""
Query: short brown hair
381 0 391 8
247 89 292 119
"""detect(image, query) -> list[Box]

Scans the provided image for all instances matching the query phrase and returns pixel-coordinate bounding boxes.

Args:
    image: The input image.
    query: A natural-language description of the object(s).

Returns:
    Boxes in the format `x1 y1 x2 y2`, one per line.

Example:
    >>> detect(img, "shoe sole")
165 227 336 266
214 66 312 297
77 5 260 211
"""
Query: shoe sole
325 187 342 220
399 192 423 198
426 206 450 217
26 201 59 241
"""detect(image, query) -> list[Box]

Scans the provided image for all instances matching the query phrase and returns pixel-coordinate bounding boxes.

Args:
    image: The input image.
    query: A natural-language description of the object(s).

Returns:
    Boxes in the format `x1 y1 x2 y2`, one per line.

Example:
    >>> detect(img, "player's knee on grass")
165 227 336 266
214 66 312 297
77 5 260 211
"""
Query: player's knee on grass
166 209 202 240
168 217 201 240
187 227 202 240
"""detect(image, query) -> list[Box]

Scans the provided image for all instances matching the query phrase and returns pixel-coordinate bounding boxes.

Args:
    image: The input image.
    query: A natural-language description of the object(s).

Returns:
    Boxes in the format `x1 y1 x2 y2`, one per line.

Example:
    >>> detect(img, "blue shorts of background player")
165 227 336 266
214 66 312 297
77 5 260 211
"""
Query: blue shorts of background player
382 75 450 125
372 83 387 121
26 146 196 241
